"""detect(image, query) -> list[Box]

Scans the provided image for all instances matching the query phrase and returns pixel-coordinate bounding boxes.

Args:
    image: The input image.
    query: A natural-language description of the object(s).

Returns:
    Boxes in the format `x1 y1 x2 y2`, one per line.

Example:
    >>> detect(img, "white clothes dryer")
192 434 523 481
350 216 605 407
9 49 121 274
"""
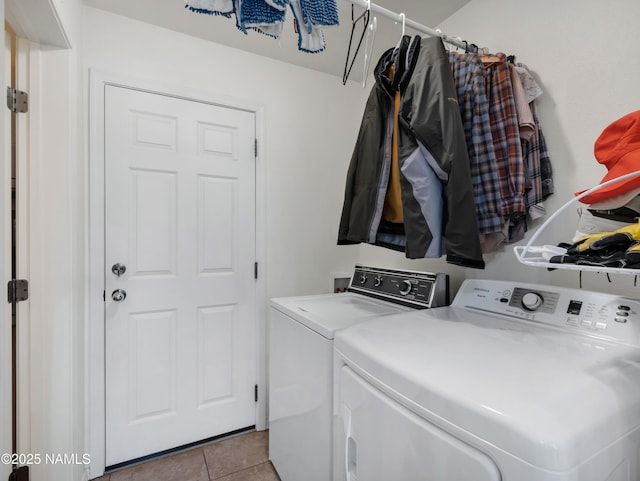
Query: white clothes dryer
268 265 449 481
334 279 640 481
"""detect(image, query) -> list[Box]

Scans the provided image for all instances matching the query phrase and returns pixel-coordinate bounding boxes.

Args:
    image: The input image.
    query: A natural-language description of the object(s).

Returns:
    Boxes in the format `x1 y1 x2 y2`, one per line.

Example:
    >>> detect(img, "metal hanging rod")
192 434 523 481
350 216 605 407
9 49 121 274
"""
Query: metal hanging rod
343 0 479 53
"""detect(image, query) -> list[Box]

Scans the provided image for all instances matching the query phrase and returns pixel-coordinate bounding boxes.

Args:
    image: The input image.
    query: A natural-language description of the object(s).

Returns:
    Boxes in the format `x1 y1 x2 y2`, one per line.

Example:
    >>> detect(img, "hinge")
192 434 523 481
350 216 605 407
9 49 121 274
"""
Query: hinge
254 384 258 402
7 279 28 303
254 138 258 158
254 262 258 280
6 87 28 113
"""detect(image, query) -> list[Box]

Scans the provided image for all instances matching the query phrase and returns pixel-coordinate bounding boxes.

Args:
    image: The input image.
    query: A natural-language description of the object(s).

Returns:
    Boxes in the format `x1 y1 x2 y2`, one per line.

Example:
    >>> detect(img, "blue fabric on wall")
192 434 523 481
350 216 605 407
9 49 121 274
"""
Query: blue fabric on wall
184 0 233 17
235 0 285 36
300 0 339 26
184 0 337 53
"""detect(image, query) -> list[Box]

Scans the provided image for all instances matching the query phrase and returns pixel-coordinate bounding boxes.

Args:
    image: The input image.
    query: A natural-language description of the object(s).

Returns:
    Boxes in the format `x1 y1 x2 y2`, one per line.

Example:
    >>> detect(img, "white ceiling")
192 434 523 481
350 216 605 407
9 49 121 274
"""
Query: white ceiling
82 0 470 82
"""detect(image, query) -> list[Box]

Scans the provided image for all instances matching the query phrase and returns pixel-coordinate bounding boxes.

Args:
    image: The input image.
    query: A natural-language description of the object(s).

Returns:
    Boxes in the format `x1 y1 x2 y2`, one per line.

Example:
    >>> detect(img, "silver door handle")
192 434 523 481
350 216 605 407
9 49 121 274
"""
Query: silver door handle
111 289 127 302
112 263 127 277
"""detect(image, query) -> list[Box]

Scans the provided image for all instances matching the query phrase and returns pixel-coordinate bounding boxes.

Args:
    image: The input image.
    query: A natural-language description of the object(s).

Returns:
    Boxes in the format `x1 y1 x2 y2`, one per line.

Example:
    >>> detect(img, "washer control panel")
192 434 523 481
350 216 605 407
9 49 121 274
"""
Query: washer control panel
509 287 559 313
454 279 640 346
347 265 450 308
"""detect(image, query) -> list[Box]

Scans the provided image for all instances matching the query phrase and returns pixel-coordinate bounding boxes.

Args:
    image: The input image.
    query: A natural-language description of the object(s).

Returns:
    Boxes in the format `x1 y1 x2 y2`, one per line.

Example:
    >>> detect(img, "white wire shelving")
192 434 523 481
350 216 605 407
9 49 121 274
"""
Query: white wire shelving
513 171 640 276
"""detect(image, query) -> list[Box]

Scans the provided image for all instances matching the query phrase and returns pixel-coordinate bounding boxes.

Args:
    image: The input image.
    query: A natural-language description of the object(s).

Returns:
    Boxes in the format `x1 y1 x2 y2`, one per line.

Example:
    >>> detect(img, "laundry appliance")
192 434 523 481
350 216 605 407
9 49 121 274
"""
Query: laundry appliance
268 265 449 481
334 279 640 481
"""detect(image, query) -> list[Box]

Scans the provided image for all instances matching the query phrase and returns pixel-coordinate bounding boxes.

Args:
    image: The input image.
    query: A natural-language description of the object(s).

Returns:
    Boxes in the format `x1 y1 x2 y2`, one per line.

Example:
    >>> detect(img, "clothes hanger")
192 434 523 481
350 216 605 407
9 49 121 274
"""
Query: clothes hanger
391 11 406 58
396 12 405 43
481 53 503 64
453 36 463 53
342 4 370 85
362 0 377 88
481 45 502 64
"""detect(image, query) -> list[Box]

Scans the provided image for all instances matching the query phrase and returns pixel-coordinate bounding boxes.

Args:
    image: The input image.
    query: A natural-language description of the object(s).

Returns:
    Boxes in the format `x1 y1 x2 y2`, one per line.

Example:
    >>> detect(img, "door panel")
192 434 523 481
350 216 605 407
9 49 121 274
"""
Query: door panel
335 366 501 481
197 305 234 405
105 85 256 466
131 169 177 275
128 309 177 422
198 176 236 273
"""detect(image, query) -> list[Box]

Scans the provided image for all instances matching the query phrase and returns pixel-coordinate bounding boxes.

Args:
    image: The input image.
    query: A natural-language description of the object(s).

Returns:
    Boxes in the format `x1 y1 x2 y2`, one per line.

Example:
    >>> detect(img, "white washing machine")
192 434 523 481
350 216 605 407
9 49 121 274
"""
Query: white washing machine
268 265 449 481
334 279 640 481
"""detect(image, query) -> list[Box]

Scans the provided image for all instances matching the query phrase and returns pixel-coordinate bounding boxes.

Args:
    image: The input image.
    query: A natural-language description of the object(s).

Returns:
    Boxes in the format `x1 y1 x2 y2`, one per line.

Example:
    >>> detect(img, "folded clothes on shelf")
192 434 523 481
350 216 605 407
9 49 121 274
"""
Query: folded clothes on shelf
552 220 640 268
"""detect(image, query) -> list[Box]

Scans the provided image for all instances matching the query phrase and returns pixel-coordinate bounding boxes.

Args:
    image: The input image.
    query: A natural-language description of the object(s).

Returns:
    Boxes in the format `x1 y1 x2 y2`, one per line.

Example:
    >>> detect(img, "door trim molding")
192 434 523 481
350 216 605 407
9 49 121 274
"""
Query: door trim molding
14 34 33 468
1 21 12 481
88 70 267 478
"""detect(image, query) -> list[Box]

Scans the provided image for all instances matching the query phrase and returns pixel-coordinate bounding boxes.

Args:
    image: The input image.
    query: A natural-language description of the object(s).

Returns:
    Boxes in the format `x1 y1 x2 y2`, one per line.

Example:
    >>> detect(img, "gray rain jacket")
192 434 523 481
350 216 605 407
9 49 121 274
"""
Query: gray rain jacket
337 35 484 269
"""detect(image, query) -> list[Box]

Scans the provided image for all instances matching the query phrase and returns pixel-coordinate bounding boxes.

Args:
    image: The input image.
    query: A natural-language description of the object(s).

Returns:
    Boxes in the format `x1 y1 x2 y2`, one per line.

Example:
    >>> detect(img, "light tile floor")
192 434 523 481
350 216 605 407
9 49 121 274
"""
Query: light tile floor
93 431 281 481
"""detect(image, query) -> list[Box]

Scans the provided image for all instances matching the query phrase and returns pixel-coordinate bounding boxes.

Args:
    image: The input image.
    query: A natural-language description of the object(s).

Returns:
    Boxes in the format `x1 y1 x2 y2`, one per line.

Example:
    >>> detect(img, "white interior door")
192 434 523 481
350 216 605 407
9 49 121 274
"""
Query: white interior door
104 85 257 466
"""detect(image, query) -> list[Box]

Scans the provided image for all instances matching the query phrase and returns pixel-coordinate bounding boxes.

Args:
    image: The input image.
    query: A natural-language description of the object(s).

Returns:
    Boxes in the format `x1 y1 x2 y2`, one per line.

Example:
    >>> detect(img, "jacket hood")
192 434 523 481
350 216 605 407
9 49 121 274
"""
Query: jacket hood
374 35 422 96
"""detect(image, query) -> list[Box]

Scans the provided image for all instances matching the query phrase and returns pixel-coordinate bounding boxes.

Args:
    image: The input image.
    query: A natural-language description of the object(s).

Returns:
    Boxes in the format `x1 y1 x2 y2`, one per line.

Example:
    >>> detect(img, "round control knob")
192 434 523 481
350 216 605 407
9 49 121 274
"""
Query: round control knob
521 292 543 311
359 275 367 285
399 280 413 296
374 276 383 287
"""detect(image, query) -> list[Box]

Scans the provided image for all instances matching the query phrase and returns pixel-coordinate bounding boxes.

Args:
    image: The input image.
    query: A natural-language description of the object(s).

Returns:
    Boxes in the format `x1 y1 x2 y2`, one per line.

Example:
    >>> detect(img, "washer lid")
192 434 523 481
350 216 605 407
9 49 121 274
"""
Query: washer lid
334 307 640 472
270 293 408 339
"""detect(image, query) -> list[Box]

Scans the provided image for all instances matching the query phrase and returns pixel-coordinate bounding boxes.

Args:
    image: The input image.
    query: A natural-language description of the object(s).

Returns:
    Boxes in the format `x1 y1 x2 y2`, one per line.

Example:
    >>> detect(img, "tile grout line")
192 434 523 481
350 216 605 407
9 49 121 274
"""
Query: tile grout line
216 461 273 481
201 447 213 481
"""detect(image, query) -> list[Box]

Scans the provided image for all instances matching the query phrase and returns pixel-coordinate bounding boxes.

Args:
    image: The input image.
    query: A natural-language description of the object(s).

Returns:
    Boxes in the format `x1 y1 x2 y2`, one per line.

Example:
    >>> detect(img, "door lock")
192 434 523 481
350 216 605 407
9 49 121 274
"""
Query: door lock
111 289 127 302
112 263 126 277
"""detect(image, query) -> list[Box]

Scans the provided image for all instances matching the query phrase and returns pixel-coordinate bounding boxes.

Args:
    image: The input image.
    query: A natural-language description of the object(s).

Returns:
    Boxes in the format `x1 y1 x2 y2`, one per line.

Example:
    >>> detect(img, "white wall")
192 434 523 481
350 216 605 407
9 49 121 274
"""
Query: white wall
358 0 640 298
50 0 79 43
30 49 74 481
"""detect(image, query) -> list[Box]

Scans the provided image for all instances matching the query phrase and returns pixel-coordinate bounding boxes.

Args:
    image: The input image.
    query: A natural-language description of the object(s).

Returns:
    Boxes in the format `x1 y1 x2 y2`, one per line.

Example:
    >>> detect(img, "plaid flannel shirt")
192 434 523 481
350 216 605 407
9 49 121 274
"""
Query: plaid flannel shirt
483 54 526 218
449 52 504 235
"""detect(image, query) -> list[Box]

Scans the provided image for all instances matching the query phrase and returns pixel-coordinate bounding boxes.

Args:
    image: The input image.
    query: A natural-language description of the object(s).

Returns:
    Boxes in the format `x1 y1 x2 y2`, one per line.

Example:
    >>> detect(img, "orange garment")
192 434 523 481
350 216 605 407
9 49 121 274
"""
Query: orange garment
382 66 404 223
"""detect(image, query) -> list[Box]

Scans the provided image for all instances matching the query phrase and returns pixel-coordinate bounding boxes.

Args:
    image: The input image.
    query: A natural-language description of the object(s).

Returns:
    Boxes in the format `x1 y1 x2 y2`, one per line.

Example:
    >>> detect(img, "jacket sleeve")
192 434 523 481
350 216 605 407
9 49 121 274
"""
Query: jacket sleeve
338 86 388 246
401 37 484 268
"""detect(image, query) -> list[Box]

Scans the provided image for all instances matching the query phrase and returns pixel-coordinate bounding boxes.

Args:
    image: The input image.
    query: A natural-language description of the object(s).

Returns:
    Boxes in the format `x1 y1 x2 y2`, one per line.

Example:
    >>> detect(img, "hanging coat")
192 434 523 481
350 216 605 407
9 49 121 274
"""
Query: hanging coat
337 35 484 269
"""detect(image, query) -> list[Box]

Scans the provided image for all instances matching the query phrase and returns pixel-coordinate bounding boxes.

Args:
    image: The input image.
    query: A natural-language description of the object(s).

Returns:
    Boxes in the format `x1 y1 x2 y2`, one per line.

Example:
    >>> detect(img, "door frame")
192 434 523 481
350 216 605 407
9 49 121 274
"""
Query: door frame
88 70 267 478
1 17 11 481
4 0 68 478
3 17 37 480
12 32 34 468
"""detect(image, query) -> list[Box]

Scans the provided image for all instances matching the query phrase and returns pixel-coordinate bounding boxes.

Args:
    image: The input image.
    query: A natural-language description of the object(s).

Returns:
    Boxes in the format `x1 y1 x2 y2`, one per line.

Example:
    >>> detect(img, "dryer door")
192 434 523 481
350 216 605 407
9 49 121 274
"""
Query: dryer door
336 366 501 481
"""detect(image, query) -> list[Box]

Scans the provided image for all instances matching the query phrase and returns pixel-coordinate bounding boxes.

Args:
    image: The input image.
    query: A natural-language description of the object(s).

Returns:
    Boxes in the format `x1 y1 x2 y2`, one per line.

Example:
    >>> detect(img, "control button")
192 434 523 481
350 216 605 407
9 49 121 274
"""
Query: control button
566 318 579 326
500 298 509 303
374 276 383 287
596 322 607 330
616 311 629 317
521 292 543 311
359 275 367 285
618 305 631 311
581 320 594 328
399 280 413 296
567 300 583 315
615 317 628 323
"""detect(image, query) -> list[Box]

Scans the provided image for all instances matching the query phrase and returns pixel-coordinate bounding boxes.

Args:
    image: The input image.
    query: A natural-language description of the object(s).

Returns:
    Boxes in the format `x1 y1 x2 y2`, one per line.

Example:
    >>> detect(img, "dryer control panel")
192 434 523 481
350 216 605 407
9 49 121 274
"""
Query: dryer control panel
454 279 640 346
347 265 450 309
